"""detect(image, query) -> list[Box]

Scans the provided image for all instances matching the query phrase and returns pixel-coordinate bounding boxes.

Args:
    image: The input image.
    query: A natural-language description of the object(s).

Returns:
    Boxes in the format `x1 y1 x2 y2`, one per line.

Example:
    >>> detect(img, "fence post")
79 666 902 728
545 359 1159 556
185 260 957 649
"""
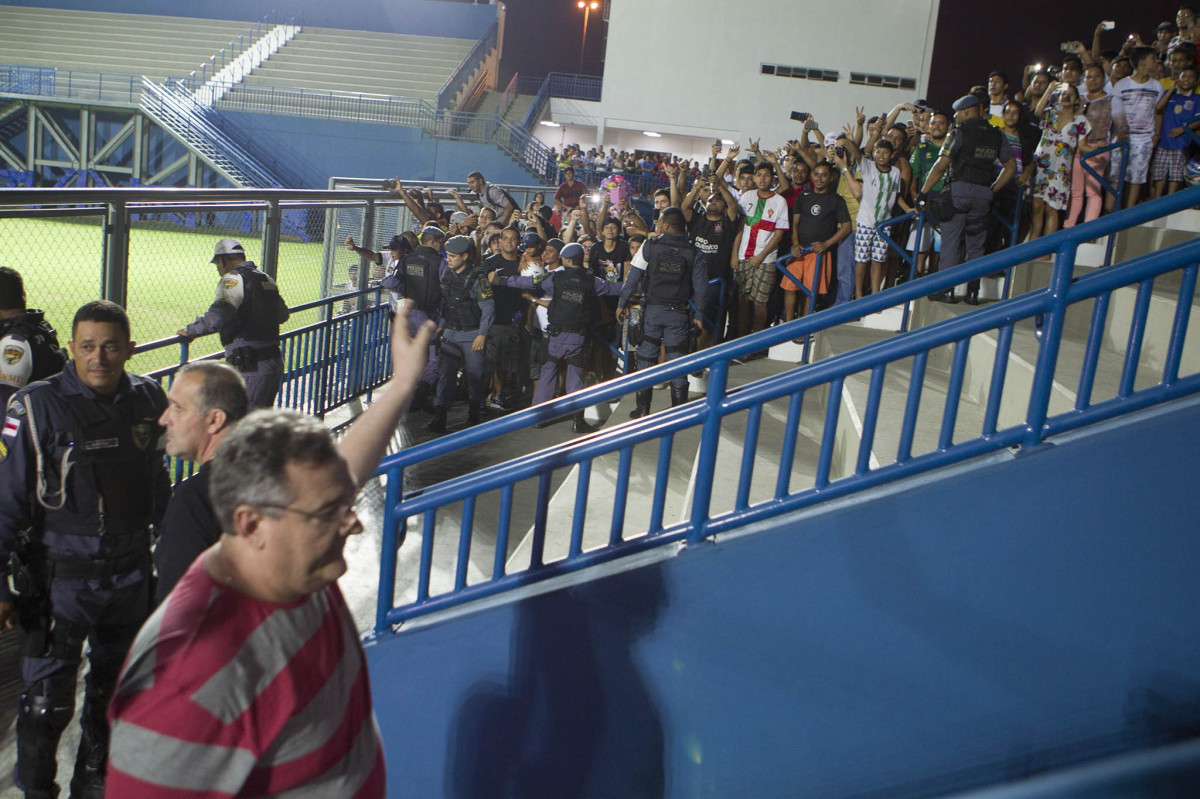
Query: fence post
358 199 376 313
262 199 281 279
1022 245 1077 447
103 201 130 307
688 358 728 545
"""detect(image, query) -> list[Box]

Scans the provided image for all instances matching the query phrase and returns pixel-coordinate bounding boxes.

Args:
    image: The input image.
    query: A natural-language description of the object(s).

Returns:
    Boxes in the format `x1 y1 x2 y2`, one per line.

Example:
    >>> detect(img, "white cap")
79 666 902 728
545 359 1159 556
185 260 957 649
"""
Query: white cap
210 238 244 263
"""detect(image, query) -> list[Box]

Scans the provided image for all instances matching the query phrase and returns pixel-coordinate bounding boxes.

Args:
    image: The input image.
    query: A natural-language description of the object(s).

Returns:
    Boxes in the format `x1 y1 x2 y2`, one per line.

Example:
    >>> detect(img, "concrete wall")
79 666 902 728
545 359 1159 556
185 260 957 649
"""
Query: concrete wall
365 395 1200 798
564 0 939 149
0 0 496 38
219 111 541 188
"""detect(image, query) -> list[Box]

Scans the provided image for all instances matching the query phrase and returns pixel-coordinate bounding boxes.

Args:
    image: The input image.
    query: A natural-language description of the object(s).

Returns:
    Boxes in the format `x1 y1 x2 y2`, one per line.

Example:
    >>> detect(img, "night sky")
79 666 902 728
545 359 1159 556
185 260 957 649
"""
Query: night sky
500 0 1177 108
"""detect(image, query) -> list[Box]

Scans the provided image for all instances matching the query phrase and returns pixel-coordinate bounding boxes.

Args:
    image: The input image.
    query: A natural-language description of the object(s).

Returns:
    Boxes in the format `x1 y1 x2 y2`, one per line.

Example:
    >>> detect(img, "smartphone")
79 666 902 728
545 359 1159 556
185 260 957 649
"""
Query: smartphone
790 111 811 122
1100 20 1115 31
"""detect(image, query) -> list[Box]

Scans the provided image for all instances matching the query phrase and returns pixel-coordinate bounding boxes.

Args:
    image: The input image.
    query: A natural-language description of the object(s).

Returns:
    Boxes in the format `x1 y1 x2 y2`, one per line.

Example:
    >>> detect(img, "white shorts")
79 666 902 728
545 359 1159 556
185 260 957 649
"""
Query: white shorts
854 223 889 263
1125 133 1155 185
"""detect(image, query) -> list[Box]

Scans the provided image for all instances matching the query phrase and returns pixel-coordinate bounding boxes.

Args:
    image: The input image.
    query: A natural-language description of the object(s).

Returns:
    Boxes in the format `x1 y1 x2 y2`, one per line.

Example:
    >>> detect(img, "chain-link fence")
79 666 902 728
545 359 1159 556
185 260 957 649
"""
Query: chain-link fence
0 209 107 348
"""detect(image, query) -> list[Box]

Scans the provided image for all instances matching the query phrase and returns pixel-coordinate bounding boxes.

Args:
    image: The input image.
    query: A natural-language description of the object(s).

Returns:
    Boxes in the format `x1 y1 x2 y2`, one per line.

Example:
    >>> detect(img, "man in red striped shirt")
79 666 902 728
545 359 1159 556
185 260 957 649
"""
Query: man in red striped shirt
105 303 436 798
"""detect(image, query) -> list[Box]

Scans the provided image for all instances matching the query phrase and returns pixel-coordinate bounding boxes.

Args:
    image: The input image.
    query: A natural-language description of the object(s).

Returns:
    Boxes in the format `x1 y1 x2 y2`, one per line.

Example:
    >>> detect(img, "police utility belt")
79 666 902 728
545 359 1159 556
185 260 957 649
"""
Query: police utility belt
228 344 282 373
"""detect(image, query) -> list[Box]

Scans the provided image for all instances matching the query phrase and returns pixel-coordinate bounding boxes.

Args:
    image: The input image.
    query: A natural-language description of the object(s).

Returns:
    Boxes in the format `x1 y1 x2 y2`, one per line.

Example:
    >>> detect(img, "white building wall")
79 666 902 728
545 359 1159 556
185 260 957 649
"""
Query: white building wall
545 0 941 156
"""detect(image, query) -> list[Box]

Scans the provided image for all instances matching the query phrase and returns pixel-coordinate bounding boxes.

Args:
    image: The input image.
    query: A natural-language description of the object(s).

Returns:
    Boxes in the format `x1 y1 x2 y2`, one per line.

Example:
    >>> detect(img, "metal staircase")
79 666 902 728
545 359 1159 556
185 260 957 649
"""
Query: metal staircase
138 78 294 188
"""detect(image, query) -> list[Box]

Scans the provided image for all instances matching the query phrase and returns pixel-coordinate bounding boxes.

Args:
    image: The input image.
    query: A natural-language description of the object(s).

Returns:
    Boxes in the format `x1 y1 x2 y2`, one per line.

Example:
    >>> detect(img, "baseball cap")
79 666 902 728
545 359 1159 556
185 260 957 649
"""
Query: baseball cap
824 132 839 147
521 231 542 249
545 237 565 251
420 225 446 240
210 238 244 263
386 234 408 251
951 94 981 111
444 235 472 255
560 242 584 260
450 210 470 224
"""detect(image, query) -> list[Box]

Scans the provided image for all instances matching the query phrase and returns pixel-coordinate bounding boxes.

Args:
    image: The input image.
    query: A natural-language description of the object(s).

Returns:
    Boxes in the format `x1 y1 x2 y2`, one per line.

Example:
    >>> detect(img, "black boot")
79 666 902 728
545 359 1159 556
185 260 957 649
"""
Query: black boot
572 412 597 434
670 383 689 408
426 406 447 434
16 676 74 799
467 404 481 426
628 388 653 419
68 677 113 799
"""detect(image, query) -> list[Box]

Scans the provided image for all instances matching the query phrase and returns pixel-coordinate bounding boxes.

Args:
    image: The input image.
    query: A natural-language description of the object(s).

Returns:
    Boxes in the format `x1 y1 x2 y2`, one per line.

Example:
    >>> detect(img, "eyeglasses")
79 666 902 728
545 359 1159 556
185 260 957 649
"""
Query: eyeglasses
258 501 360 531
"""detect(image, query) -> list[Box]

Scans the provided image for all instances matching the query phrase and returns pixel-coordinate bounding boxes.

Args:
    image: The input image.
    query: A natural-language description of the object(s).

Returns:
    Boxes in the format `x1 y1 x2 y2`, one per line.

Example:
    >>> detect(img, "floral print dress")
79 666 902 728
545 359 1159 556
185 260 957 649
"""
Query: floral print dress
1032 112 1091 210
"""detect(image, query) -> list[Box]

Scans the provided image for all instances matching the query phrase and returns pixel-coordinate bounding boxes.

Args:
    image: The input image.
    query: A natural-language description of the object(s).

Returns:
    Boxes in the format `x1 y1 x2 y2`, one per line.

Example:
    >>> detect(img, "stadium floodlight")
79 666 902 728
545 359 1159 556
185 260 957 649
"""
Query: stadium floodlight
643 131 662 138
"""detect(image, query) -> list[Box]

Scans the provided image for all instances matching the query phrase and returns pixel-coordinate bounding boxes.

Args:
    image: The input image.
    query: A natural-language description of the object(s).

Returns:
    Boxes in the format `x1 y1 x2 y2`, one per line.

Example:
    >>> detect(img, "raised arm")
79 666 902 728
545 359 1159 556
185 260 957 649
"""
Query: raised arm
338 302 436 486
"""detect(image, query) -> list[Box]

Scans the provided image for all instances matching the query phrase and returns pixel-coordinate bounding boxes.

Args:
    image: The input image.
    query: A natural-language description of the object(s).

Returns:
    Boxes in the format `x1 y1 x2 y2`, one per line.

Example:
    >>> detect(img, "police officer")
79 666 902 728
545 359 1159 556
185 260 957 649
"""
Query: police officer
495 242 621 433
617 207 709 418
919 95 1017 304
177 238 290 407
0 300 170 799
381 225 445 413
428 235 493 433
0 266 67 406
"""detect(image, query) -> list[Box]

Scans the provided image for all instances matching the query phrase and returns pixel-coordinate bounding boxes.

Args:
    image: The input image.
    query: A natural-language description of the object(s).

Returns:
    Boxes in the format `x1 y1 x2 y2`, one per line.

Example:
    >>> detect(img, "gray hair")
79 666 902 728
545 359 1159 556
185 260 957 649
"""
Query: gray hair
178 360 249 423
209 409 339 534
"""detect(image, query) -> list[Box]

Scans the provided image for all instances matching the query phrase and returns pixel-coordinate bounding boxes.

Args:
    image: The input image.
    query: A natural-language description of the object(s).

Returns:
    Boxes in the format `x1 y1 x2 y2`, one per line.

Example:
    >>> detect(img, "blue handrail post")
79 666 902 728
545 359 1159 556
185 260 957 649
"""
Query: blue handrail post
1023 244 1077 447
375 464 404 635
688 358 728 545
900 211 924 333
1000 186 1025 300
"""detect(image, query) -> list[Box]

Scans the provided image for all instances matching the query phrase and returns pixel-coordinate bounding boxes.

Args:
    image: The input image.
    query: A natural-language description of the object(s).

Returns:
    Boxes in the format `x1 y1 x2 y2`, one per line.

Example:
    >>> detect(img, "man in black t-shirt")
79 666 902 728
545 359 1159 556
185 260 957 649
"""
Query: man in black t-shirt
676 174 741 347
482 226 525 409
154 360 248 602
782 162 852 322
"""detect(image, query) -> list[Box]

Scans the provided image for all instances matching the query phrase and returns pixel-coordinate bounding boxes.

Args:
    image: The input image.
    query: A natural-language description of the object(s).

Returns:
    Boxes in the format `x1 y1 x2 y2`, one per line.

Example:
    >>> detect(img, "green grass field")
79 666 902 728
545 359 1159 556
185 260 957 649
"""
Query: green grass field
0 215 351 374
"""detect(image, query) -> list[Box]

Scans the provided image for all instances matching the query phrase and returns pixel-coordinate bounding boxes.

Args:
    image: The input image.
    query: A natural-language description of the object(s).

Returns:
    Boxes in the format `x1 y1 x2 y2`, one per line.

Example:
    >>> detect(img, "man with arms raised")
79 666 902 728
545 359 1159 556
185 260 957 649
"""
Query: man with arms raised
106 304 436 798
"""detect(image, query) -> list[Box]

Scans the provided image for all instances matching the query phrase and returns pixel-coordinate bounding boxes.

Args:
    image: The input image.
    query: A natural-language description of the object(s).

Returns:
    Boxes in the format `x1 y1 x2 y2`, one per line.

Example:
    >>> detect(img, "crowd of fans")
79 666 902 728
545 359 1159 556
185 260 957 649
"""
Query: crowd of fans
362 9 1200 434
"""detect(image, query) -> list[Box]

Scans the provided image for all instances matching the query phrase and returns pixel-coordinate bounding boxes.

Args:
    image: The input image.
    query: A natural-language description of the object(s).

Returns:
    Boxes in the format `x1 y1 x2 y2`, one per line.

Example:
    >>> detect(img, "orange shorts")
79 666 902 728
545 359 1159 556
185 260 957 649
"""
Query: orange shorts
780 251 829 294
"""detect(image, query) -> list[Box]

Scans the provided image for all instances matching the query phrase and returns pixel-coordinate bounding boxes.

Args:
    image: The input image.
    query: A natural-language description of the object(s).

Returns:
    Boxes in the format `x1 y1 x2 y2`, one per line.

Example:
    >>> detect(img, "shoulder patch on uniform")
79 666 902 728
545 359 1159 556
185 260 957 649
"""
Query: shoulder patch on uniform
3 345 24 366
222 277 239 291
0 438 8 462
3 415 20 438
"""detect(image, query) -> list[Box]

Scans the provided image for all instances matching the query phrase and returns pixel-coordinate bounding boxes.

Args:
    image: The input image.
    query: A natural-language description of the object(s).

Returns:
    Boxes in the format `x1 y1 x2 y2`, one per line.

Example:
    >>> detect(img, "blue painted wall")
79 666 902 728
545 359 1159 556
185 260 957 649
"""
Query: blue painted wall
218 111 544 188
2 0 495 39
364 396 1200 798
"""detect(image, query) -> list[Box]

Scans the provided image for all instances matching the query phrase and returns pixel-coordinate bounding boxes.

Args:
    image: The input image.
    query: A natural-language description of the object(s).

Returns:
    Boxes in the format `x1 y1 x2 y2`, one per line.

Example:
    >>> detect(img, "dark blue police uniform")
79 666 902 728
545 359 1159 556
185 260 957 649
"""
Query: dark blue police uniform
618 232 708 416
0 364 169 797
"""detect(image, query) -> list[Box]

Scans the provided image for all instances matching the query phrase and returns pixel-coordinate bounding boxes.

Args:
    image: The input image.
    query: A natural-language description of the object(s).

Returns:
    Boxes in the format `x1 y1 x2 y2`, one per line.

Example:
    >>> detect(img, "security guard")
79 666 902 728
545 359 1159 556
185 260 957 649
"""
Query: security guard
0 300 170 799
617 207 708 418
495 242 620 433
381 225 445 413
177 238 290 407
0 266 67 406
429 235 493 433
919 95 1016 303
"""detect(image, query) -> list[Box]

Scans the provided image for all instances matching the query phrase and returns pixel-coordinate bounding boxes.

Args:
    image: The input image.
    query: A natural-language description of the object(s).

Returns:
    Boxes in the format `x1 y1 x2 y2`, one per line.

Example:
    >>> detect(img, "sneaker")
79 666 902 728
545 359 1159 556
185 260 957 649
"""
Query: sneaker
487 394 514 411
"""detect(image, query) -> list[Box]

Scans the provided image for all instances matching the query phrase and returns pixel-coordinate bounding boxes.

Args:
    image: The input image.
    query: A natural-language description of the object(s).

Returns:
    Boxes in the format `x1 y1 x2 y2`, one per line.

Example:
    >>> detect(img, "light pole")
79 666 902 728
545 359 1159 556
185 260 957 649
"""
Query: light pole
577 0 599 75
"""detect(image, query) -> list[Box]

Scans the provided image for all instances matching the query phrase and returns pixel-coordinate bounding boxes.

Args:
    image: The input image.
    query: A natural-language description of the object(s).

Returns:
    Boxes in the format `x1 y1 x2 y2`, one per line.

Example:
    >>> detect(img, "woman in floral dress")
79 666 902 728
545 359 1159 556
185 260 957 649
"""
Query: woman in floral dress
1030 83 1098 241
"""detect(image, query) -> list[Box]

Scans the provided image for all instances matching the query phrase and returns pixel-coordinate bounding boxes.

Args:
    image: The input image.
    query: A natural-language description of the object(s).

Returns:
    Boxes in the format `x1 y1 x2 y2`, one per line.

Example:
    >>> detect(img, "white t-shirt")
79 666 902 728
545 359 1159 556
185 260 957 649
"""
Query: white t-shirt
856 159 903 229
1111 76 1167 135
736 190 790 262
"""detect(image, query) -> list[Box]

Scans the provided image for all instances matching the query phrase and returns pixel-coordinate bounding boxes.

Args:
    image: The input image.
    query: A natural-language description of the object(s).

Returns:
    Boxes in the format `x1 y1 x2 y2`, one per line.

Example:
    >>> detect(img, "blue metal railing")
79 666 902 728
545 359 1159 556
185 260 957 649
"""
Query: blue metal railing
520 77 551 131
141 288 392 418
371 186 1200 634
547 72 603 101
1080 141 1130 267
437 20 498 111
0 64 140 104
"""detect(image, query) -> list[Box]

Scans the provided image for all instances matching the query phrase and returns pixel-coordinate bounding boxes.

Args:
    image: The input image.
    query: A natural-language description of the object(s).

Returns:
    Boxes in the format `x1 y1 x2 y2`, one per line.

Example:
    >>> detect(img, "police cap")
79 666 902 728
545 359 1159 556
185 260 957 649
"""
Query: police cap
211 237 245 263
444 235 472 255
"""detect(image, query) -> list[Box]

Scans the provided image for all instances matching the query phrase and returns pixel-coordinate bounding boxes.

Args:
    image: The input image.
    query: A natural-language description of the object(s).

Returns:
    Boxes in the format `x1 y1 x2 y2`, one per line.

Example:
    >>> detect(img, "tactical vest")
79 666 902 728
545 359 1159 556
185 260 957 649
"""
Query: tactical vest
219 264 289 348
39 375 164 541
402 248 443 313
548 268 596 335
644 236 697 310
950 119 1003 187
442 268 483 331
0 310 67 382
